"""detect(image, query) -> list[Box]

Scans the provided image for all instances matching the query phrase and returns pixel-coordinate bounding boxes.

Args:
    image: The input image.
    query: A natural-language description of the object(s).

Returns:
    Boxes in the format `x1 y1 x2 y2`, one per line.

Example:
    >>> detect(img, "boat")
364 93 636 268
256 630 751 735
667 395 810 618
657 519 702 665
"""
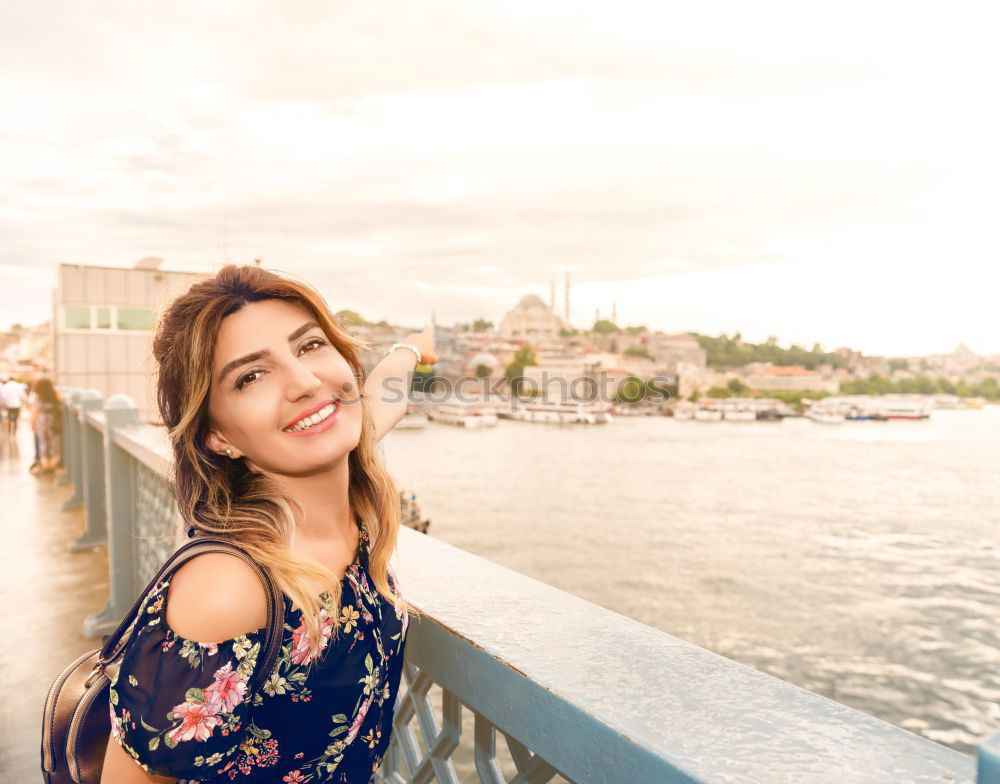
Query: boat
876 398 932 420
426 401 499 427
694 407 723 422
399 489 431 533
507 399 613 425
722 403 756 422
612 403 658 416
755 409 784 421
671 402 696 421
806 401 845 424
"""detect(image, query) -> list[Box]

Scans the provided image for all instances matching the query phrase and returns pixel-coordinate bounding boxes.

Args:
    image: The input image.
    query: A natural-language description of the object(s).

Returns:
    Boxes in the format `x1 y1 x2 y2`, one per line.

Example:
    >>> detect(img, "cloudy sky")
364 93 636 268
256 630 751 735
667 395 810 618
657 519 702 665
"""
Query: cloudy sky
1 1 997 356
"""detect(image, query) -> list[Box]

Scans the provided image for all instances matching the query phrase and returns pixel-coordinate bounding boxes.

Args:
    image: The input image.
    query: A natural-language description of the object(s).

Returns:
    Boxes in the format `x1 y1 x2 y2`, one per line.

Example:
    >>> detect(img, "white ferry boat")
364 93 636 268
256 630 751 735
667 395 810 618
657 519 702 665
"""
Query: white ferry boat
694 406 723 422
877 398 932 420
612 403 659 416
806 400 845 424
426 401 499 428
722 403 756 422
671 402 696 421
507 399 613 425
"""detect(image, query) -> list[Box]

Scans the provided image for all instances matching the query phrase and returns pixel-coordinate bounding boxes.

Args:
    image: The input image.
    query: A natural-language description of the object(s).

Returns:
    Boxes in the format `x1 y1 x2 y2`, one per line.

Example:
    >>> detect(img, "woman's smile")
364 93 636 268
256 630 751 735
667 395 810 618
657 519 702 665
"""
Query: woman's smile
282 399 341 435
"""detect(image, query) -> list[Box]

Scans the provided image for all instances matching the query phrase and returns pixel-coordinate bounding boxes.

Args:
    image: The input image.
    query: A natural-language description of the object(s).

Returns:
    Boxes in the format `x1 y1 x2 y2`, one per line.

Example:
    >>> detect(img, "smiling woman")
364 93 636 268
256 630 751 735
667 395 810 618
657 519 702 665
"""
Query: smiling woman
98 264 427 784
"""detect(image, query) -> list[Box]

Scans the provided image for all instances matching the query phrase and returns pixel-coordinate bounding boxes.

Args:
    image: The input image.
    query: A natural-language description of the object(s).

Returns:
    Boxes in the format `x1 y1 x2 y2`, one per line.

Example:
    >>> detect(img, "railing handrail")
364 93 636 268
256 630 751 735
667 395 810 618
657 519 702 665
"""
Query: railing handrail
53 386 998 782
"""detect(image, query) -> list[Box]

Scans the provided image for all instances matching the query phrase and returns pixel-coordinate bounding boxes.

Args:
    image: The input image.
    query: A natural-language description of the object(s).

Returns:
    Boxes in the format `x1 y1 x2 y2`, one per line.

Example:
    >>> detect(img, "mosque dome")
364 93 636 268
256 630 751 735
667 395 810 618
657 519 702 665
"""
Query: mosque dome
518 293 547 308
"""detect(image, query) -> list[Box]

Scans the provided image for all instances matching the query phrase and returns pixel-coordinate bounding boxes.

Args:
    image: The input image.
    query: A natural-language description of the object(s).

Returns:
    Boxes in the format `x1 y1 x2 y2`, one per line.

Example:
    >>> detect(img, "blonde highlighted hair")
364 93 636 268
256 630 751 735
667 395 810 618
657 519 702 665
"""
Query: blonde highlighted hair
151 263 419 663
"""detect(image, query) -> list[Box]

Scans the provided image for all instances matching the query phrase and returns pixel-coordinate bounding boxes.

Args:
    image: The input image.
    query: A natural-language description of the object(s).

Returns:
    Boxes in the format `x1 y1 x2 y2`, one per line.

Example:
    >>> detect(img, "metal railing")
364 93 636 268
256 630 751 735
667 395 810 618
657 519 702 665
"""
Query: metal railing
55 387 1000 783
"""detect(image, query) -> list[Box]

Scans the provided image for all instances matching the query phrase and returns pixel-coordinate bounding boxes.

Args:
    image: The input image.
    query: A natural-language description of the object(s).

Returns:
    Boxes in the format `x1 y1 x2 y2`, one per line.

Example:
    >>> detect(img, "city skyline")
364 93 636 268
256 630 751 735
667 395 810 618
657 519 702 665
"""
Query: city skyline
1 2 997 356
0 258 993 361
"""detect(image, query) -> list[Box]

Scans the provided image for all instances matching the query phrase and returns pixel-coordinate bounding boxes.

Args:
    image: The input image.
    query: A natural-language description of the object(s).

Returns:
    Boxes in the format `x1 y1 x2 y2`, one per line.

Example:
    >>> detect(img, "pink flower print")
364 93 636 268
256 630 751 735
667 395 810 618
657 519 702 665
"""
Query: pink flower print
167 700 222 743
344 691 375 745
109 702 122 741
289 608 334 665
283 772 306 783
204 662 247 714
198 641 219 657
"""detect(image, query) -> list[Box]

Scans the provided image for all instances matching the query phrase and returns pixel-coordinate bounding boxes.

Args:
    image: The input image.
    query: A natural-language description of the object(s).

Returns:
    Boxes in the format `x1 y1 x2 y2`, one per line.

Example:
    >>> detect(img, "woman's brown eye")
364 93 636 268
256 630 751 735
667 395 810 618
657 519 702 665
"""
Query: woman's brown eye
235 370 263 390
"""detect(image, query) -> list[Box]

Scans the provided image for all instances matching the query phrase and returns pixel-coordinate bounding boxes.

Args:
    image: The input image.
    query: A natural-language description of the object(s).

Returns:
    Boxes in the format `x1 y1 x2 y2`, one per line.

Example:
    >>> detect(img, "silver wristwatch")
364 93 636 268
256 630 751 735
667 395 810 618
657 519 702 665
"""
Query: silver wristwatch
384 342 422 364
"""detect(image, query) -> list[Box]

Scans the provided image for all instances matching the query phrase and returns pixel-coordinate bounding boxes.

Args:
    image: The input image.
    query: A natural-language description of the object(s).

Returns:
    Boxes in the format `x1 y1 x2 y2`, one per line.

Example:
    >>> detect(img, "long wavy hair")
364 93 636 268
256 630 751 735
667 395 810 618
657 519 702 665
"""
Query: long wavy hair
151 263 419 662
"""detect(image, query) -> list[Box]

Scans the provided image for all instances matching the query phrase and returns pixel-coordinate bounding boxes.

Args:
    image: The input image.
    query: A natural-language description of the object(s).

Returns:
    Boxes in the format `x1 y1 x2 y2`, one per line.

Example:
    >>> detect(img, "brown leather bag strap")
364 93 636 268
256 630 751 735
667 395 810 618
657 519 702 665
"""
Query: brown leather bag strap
97 536 285 696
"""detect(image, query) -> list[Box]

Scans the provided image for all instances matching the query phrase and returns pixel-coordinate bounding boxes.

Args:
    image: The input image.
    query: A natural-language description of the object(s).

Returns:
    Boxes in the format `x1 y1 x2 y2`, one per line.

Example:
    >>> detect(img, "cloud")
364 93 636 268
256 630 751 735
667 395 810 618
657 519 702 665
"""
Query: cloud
0 1 997 353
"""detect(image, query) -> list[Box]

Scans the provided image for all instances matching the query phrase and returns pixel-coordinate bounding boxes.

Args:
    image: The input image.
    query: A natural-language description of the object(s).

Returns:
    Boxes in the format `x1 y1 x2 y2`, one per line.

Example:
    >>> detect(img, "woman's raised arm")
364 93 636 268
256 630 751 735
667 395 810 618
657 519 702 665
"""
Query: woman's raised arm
364 324 436 442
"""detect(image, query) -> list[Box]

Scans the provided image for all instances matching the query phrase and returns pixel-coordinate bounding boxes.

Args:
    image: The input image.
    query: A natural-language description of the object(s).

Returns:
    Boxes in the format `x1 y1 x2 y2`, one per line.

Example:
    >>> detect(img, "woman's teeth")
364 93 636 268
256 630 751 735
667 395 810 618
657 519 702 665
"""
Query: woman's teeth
284 401 337 432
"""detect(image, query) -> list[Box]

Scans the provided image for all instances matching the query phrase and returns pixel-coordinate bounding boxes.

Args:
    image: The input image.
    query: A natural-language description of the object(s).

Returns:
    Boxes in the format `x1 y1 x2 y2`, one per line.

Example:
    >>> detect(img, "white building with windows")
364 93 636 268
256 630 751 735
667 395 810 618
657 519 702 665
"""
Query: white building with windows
54 258 205 422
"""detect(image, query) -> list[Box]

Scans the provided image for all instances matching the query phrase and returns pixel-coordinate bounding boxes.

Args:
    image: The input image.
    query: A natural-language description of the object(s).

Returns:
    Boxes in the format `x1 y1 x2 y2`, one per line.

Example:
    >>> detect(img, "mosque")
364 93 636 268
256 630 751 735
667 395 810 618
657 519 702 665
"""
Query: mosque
498 272 618 339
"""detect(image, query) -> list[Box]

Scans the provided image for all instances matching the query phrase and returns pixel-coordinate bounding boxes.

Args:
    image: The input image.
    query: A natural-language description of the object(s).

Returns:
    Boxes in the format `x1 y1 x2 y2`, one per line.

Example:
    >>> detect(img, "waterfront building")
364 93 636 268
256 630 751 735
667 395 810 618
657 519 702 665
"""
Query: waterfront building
0 321 53 377
53 258 204 423
647 332 707 373
744 364 839 394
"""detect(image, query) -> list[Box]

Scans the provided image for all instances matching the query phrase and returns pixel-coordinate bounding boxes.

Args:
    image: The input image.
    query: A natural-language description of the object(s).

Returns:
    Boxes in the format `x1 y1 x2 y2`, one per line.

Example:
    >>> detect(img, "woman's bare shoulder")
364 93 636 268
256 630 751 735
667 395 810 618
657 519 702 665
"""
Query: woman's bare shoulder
165 551 269 642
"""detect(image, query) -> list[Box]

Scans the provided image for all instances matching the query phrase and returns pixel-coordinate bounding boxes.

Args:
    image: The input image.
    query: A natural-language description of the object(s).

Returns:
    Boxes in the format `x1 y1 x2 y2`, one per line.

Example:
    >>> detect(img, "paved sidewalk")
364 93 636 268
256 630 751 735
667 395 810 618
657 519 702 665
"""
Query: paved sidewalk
0 419 109 780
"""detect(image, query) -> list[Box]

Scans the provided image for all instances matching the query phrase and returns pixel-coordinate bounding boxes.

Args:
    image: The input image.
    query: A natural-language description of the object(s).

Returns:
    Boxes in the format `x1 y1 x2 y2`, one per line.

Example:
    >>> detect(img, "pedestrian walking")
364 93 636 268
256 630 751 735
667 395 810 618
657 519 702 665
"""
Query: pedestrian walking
28 377 61 475
1 374 27 436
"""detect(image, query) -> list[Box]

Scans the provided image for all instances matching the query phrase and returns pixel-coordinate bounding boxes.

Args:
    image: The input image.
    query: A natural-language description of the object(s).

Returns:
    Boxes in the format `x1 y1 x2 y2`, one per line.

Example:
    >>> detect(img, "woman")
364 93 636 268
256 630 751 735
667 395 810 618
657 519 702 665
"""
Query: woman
29 376 61 475
101 264 435 783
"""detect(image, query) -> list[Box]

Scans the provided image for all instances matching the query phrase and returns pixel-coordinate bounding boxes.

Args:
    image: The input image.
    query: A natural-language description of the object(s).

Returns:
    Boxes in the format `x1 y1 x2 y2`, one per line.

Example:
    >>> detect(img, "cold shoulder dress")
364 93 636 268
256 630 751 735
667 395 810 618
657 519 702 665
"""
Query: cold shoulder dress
107 524 409 783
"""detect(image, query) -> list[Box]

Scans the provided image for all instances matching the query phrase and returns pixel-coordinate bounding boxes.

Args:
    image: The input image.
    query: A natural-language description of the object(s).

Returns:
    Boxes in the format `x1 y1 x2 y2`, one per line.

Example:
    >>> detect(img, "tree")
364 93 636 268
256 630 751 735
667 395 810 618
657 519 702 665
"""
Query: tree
474 364 492 378
592 319 619 335
472 318 493 332
614 375 646 404
727 378 747 394
411 365 437 393
504 346 538 395
623 346 653 360
336 309 366 328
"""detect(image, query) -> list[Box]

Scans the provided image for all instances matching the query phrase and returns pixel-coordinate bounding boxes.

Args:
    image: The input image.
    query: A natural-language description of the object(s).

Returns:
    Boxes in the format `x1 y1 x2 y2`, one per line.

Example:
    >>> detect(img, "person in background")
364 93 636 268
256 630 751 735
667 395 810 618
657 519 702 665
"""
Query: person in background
26 378 42 473
1 374 27 436
28 377 61 475
0 374 7 435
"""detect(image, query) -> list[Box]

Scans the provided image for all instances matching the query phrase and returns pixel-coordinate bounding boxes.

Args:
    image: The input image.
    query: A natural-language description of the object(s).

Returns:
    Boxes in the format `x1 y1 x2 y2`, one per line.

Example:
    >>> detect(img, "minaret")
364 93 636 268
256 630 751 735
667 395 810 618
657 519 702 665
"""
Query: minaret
564 270 571 326
611 299 617 324
550 280 556 311
595 306 600 323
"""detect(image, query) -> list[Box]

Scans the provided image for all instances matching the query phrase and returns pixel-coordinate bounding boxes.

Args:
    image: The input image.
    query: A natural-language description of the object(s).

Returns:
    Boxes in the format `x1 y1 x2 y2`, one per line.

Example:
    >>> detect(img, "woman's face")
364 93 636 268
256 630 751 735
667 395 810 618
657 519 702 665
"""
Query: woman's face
205 298 362 476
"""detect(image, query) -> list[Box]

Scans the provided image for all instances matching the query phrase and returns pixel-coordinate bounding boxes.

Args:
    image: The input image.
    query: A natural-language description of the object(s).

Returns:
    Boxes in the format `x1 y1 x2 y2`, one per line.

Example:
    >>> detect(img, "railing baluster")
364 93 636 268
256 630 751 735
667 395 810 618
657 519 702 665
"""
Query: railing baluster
60 390 84 505
70 389 106 551
83 393 140 638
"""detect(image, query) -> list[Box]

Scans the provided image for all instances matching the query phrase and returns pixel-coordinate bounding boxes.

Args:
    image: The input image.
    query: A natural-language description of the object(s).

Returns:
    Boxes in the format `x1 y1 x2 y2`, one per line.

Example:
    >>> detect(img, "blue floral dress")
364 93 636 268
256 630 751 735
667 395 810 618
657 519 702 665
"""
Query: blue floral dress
107 525 409 783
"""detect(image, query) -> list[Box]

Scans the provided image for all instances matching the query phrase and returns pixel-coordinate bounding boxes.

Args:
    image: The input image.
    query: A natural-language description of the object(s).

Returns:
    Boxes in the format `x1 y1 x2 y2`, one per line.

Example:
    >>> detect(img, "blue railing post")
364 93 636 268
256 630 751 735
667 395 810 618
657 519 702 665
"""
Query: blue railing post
59 391 84 503
55 386 77 487
83 393 140 638
978 733 1000 783
70 389 107 552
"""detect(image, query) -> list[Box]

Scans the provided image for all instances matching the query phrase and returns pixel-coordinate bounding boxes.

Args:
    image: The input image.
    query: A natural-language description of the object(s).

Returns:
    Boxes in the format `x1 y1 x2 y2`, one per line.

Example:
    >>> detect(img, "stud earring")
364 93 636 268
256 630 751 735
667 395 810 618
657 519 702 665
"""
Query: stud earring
224 448 233 457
